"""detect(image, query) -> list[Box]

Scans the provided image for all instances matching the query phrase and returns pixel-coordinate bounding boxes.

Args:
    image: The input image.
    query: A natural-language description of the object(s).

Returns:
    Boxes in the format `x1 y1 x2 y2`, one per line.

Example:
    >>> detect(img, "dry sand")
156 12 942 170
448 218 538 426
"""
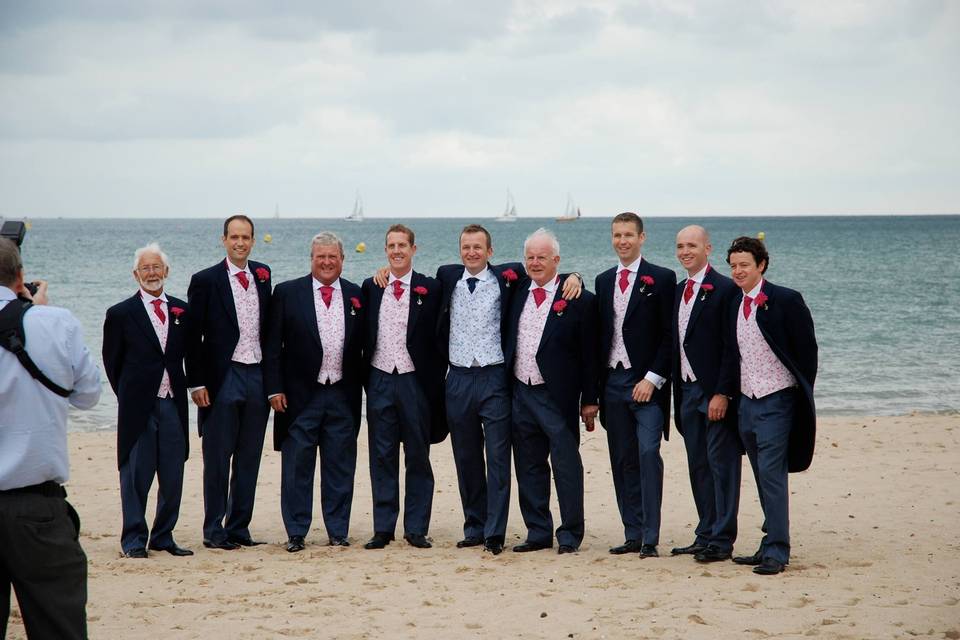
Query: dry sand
6 413 959 639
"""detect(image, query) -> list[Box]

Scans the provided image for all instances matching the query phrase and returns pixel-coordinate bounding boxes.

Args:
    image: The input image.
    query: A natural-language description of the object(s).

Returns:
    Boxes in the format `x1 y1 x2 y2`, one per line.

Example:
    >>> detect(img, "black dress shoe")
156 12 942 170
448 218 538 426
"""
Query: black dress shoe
456 536 484 548
484 539 504 555
124 548 148 559
512 541 552 553
694 546 731 563
328 536 350 547
557 545 577 554
403 533 432 549
286 536 306 553
732 549 763 565
148 543 194 557
753 558 786 575
639 544 659 558
228 535 266 547
609 540 642 555
364 532 394 549
670 542 707 556
203 539 240 551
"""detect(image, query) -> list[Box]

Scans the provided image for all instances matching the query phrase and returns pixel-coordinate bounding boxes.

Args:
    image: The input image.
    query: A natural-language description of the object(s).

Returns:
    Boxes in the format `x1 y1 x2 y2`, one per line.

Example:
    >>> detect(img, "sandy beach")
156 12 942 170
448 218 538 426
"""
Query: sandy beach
6 413 959 639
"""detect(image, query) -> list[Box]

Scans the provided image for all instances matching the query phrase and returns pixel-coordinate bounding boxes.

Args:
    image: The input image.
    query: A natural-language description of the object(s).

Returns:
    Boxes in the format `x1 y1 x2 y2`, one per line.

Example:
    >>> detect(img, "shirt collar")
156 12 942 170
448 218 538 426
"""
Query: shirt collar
743 279 764 299
225 258 251 276
687 263 710 284
313 277 342 290
0 286 15 302
618 255 642 273
388 270 412 286
139 288 168 303
528 275 560 293
460 266 491 282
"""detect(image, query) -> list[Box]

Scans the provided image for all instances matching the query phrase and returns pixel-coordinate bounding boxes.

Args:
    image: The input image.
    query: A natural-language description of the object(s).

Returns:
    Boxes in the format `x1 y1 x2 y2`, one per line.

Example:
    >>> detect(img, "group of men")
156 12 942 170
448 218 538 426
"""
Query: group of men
101 212 817 580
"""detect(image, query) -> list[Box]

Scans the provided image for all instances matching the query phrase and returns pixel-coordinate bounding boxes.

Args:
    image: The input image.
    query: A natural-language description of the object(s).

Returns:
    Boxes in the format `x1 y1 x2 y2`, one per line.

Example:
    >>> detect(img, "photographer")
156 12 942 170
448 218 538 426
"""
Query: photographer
0 237 101 639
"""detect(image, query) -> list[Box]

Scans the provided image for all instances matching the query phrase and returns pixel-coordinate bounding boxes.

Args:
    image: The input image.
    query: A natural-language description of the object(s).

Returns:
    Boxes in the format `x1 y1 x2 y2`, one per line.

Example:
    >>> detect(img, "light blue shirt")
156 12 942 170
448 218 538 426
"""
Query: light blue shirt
0 286 101 490
448 266 505 367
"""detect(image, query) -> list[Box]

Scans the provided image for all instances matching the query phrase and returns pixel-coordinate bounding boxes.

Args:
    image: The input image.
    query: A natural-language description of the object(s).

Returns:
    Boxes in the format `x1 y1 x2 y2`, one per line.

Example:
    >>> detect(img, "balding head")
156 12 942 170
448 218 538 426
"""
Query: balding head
675 225 712 276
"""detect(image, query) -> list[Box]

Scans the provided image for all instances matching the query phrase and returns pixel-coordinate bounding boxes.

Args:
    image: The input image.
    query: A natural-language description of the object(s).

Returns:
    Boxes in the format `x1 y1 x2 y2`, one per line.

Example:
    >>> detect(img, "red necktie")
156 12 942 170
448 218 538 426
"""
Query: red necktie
319 285 333 308
618 269 630 294
532 287 547 307
743 295 753 320
392 280 404 301
236 271 250 290
151 299 166 324
683 278 696 304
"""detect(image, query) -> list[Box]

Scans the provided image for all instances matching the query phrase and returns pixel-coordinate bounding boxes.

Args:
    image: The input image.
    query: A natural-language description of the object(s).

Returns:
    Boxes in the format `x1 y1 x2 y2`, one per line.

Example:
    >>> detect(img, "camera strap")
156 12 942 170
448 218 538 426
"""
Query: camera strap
0 298 72 398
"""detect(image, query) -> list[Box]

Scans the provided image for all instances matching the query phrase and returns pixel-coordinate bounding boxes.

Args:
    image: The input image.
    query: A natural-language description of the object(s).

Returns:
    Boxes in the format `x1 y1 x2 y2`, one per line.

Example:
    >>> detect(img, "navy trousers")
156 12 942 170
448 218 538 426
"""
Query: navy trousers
119 397 186 552
366 368 434 536
679 381 742 552
603 367 664 545
201 363 268 543
512 382 584 549
280 383 357 539
445 364 512 541
738 389 795 564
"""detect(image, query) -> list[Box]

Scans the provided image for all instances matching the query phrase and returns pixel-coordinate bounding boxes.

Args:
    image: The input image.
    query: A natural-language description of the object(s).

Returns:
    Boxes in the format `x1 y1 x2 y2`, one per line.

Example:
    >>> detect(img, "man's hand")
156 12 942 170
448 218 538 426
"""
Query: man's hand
561 274 583 300
18 279 48 305
632 379 656 403
373 266 390 288
191 388 211 407
270 394 287 413
580 404 599 431
707 394 729 422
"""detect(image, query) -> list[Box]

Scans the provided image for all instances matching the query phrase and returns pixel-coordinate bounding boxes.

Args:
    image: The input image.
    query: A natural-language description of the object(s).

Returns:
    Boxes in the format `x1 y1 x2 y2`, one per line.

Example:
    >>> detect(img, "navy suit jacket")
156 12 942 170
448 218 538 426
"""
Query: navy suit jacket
186 258 272 434
361 271 448 443
103 293 190 468
595 259 677 437
728 280 818 472
672 266 740 436
503 275 599 433
264 276 365 451
436 262 525 359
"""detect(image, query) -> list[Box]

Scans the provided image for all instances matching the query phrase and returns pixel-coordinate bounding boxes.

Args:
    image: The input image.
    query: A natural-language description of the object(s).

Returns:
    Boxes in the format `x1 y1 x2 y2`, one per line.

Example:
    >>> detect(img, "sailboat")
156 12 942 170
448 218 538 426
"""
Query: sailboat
556 193 581 222
345 191 364 222
495 190 517 222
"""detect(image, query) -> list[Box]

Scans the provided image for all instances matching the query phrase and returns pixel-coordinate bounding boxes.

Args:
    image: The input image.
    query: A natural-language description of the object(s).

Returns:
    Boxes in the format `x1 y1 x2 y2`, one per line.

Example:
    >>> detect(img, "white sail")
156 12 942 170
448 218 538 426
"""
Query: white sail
556 193 579 222
345 191 364 222
495 189 518 222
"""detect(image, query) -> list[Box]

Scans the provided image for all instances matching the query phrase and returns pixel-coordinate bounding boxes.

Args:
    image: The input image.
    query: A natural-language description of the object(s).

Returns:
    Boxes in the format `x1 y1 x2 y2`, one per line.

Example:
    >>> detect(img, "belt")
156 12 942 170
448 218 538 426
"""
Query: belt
0 481 66 498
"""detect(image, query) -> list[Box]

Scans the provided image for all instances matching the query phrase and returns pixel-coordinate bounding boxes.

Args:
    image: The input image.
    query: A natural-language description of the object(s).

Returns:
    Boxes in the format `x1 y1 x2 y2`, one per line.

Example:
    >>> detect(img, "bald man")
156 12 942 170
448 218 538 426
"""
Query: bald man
671 226 742 562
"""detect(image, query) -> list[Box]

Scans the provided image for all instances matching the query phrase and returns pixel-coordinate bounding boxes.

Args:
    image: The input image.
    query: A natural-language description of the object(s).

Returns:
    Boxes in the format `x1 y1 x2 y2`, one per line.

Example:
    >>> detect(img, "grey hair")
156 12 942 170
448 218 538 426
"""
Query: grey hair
133 242 170 270
311 231 344 255
0 237 23 288
523 227 560 256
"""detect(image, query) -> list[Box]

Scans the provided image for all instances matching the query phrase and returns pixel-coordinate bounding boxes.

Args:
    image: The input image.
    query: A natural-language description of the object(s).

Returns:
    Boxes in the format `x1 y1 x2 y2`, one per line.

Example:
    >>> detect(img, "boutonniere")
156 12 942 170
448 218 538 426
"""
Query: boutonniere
754 291 769 310
350 297 362 316
255 267 270 283
413 285 428 305
170 306 185 325
502 269 518 287
552 299 568 316
699 283 714 302
638 274 654 293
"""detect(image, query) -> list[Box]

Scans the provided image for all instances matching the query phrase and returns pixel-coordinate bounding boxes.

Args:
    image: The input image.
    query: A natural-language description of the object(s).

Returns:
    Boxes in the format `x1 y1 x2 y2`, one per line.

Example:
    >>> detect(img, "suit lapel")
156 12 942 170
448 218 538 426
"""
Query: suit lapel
406 272 423 344
537 285 563 352
341 285 356 349
217 259 240 329
298 276 323 348
253 262 270 320
624 259 650 321
683 267 714 340
131 294 164 354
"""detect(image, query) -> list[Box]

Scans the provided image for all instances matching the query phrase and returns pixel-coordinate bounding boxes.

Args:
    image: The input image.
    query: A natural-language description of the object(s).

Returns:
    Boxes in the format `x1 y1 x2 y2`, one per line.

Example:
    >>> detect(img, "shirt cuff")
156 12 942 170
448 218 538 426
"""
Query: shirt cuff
644 371 666 389
188 386 206 394
267 393 281 400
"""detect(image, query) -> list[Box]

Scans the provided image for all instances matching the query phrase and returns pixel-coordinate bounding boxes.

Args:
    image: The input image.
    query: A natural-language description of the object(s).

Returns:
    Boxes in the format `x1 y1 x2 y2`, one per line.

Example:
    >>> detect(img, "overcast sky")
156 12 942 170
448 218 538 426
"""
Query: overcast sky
1 1 957 218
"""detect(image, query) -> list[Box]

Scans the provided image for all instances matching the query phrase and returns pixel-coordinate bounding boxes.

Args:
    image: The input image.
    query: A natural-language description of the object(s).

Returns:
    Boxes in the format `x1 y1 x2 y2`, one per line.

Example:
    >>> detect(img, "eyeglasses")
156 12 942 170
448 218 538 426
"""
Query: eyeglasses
137 265 165 274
